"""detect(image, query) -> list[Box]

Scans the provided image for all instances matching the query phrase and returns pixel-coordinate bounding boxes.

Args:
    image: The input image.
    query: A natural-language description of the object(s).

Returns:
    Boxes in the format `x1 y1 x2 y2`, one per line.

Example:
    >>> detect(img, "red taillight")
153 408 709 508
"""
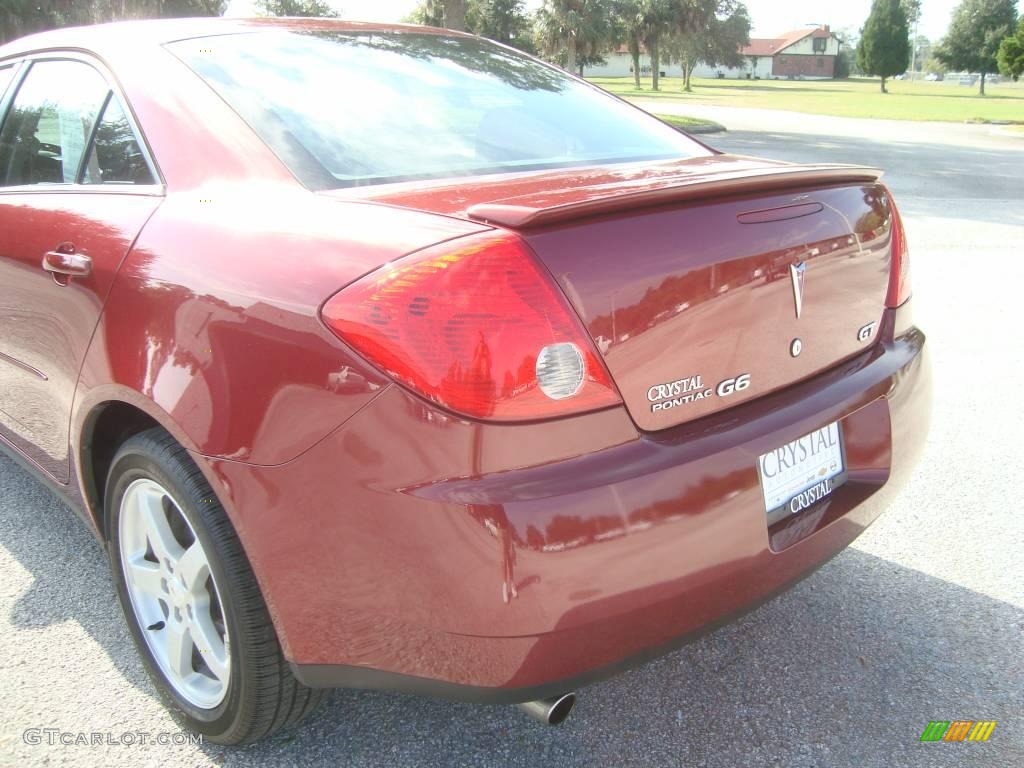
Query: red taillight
886 198 911 308
321 231 621 421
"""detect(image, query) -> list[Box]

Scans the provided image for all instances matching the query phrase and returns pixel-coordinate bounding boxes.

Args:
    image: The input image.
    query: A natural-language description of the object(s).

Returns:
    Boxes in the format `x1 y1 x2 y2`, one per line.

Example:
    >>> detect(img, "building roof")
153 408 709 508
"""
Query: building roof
741 26 834 58
611 25 835 59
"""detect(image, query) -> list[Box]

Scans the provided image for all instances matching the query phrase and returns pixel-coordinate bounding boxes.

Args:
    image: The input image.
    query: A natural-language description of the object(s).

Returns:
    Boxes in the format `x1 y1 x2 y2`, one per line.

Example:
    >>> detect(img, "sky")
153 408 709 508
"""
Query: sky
225 1 963 42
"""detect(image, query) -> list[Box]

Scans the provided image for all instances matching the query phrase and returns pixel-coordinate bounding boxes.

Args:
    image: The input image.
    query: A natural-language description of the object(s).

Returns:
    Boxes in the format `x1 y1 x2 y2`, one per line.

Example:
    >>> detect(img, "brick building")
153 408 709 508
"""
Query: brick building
586 25 842 81
740 26 841 79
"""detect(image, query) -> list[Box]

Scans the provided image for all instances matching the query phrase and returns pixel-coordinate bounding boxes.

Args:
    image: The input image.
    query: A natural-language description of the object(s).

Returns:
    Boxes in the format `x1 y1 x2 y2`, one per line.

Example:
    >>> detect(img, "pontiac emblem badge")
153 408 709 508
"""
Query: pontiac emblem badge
790 262 807 319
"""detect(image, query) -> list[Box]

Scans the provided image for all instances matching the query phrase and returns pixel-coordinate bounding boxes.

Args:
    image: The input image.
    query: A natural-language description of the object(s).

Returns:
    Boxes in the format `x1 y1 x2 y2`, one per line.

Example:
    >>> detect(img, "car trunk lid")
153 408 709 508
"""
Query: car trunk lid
330 156 896 431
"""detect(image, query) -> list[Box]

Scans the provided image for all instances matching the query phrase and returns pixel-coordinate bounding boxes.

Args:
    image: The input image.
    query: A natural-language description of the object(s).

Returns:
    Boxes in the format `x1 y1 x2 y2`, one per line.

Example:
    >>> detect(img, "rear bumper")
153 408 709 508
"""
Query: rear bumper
207 307 930 703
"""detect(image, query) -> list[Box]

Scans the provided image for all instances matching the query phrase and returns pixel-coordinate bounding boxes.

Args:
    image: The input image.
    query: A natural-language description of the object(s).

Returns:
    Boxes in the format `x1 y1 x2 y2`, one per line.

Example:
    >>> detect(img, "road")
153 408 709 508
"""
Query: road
2 107 1023 767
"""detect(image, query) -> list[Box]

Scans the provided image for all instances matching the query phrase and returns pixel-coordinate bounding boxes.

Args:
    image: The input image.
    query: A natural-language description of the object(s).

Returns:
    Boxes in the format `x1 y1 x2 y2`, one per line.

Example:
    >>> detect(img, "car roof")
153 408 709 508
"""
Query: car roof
0 17 458 60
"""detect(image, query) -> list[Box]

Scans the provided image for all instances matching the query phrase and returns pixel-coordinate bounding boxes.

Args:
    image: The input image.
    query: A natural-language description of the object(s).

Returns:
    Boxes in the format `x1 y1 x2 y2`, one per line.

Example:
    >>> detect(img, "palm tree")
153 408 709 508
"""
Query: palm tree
536 0 612 74
611 0 675 91
613 0 645 88
444 0 466 31
406 0 465 30
639 0 675 91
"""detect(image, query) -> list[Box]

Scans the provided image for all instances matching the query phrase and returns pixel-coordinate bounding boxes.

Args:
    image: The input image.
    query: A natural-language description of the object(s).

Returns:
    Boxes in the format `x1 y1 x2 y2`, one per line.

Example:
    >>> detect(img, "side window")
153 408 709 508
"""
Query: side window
0 60 109 187
82 96 155 185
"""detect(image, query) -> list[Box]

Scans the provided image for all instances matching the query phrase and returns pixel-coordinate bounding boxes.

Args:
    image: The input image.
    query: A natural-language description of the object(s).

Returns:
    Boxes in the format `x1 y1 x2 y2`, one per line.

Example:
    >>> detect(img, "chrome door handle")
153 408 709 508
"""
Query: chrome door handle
42 248 92 278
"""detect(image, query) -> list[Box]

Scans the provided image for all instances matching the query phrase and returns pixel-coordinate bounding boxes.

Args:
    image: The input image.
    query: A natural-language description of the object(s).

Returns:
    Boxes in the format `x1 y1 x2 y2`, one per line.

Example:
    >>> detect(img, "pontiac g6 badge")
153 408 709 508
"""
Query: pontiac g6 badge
790 261 807 319
648 373 751 412
648 375 709 412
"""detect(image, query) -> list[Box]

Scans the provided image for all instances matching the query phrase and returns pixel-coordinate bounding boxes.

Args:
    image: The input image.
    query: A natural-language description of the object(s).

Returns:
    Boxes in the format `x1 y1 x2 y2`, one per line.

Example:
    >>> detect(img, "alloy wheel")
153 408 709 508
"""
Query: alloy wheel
118 478 230 709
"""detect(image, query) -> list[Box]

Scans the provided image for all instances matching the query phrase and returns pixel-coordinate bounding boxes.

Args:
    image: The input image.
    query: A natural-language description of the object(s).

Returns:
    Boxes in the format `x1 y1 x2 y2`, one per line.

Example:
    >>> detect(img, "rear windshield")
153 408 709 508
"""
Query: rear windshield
169 31 710 189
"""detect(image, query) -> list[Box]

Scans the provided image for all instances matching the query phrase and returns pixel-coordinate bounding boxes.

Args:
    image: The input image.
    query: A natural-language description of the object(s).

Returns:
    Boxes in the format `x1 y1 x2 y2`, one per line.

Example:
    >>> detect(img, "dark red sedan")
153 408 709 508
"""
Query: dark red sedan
0 18 930 744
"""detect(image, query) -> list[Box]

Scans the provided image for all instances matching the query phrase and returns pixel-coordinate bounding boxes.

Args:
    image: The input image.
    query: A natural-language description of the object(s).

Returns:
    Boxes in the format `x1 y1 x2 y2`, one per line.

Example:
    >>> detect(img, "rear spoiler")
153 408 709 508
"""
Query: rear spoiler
466 164 883 230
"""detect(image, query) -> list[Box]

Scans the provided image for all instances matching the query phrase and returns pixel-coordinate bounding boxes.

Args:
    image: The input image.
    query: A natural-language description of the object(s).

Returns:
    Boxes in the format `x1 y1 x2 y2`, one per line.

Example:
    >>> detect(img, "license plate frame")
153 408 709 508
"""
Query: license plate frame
757 421 848 527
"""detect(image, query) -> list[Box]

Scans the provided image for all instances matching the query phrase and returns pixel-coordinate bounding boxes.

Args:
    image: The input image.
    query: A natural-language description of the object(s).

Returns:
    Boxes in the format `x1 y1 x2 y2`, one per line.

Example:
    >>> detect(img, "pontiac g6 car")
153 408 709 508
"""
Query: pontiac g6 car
0 19 930 744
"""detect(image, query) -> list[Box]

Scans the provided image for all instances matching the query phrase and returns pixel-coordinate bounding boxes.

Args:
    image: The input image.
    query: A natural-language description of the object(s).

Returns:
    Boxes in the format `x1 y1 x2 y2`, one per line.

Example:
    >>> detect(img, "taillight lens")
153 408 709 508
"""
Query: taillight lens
321 231 621 421
886 198 911 307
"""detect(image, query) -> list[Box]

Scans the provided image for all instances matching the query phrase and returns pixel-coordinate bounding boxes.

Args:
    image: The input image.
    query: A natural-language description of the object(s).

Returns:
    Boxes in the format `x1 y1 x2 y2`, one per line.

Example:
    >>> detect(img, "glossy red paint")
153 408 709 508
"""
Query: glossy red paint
212 308 929 692
0 20 931 703
522 182 899 431
0 190 162 479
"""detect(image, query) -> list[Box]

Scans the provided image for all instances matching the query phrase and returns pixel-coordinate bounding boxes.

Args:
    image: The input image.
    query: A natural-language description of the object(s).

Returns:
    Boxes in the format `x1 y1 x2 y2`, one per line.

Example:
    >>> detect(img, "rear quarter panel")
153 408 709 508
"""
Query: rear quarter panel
73 189 487 466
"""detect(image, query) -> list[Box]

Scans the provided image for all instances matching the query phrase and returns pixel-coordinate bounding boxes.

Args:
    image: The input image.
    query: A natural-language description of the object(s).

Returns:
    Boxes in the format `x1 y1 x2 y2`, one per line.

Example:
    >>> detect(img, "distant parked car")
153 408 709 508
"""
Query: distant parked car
925 72 944 81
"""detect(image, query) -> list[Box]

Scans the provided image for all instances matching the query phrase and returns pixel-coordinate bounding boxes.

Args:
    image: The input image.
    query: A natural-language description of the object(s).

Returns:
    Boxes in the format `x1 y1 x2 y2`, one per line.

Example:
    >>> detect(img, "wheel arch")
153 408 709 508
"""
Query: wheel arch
75 389 214 540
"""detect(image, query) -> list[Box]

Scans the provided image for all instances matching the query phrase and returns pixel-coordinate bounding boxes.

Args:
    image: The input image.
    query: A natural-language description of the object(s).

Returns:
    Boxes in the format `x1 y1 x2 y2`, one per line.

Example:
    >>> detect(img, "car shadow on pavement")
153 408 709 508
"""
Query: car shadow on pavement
1 452 1021 767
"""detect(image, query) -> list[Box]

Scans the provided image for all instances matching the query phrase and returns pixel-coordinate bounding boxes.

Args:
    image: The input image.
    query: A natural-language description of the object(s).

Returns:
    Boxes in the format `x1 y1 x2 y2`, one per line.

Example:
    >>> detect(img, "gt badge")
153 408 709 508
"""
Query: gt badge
857 322 876 343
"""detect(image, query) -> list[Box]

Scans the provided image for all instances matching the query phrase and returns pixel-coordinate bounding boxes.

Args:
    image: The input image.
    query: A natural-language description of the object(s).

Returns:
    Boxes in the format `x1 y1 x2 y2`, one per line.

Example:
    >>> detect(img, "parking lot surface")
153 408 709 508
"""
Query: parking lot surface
1 110 1022 767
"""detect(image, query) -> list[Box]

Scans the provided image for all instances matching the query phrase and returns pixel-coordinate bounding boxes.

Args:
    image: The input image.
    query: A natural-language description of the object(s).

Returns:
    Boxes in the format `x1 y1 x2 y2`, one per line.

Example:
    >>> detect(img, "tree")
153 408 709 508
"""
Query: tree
856 0 910 93
256 0 338 15
444 0 467 31
910 34 931 73
901 0 922 74
535 0 612 74
901 0 922 25
408 0 537 51
406 0 467 30
608 0 679 91
2 1 225 45
998 17 1024 80
666 0 750 92
924 54 948 74
406 0 445 26
834 28 862 76
474 0 535 51
935 0 1018 95
637 0 673 91
834 46 853 78
612 0 647 88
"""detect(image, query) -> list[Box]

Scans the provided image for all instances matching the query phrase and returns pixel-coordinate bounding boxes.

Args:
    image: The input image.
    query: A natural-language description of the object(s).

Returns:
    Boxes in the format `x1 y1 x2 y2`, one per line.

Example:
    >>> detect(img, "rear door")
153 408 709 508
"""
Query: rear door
0 56 162 481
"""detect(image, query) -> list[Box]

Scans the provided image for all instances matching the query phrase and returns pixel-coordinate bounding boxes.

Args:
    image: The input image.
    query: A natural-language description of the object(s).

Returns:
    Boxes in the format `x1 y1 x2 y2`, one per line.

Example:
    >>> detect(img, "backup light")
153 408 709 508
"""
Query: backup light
536 343 585 400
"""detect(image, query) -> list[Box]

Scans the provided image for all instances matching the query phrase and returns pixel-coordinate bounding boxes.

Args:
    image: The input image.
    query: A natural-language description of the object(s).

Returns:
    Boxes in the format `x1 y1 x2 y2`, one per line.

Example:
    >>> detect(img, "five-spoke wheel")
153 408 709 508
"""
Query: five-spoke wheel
106 429 323 744
119 478 230 709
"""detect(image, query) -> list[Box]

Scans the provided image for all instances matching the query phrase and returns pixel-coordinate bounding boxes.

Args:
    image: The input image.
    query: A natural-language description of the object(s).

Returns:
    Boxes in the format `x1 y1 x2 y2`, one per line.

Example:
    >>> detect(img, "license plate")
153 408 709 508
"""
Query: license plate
757 421 845 521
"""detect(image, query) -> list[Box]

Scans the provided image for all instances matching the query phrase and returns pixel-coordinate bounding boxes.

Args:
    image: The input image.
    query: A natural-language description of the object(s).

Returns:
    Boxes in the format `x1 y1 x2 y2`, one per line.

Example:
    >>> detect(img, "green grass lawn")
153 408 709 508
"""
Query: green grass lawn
652 113 726 133
591 76 1024 123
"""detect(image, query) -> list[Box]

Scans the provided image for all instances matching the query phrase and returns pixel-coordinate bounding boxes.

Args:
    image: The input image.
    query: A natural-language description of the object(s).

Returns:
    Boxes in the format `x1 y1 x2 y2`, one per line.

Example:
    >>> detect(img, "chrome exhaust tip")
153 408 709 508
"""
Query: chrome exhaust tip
515 692 577 726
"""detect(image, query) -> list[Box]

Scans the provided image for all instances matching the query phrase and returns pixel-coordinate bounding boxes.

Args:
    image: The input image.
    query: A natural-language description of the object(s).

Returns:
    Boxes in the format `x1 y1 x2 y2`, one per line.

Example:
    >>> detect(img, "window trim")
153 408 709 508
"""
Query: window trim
0 61 23 105
78 89 111 185
0 61 26 127
0 52 164 197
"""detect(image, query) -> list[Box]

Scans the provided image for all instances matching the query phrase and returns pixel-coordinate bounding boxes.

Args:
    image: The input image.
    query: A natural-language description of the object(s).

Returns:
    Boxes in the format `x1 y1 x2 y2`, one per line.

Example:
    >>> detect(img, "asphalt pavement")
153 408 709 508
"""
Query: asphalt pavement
1 108 1022 767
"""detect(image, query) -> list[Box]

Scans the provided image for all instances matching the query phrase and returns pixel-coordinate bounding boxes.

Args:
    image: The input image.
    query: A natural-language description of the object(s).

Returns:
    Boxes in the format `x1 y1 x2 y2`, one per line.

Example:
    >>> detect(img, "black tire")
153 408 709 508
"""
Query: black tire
104 428 324 745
